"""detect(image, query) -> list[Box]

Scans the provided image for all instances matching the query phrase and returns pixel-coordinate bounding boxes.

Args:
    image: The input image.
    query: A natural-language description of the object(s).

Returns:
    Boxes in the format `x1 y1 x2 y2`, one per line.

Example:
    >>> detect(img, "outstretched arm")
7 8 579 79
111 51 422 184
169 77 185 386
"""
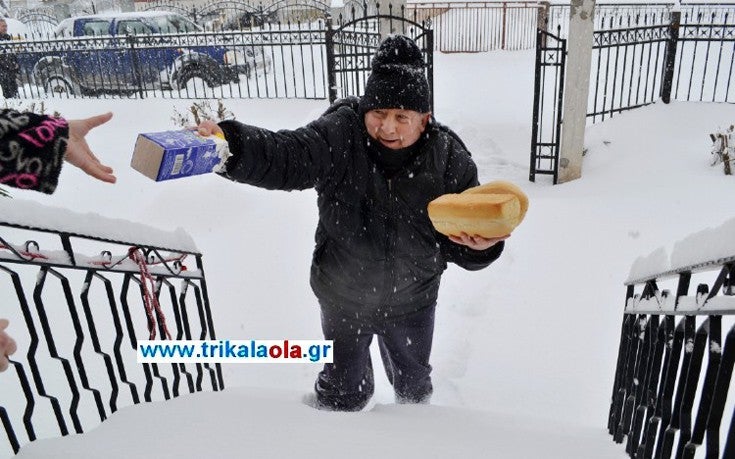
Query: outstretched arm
197 104 359 192
64 112 116 184
0 109 116 193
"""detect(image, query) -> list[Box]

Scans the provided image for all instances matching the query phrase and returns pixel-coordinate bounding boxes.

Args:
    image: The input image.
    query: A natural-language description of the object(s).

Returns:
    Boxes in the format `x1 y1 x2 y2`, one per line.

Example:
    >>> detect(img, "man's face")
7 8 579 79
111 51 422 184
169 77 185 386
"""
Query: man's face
0 20 7 34
364 108 431 150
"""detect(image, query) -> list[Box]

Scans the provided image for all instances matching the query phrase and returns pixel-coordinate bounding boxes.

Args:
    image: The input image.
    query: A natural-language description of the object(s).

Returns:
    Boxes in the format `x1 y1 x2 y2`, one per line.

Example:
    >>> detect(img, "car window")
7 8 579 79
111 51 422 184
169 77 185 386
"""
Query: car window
55 19 74 36
82 20 111 36
149 15 200 33
118 20 151 35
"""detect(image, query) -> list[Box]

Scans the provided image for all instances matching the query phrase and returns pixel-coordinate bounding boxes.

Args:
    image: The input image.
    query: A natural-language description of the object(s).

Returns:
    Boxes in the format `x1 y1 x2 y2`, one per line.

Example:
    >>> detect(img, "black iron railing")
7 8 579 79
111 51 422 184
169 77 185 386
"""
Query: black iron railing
1 24 330 100
588 12 735 123
0 200 222 458
1 5 435 102
530 11 735 182
325 7 433 106
609 256 735 458
529 27 565 184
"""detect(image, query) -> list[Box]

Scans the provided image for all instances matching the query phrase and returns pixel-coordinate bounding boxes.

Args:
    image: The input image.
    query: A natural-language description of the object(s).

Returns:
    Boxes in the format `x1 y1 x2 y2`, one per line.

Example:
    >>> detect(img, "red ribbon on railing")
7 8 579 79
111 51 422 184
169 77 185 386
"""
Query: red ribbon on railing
89 252 188 269
0 243 49 260
128 247 172 341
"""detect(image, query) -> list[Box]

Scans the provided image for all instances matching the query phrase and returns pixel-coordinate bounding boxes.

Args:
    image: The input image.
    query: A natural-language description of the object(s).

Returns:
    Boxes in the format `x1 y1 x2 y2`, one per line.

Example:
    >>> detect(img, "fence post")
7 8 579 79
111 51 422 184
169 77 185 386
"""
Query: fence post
529 28 543 182
537 1 551 33
501 2 507 50
127 35 145 99
558 0 595 184
660 10 680 104
324 15 337 103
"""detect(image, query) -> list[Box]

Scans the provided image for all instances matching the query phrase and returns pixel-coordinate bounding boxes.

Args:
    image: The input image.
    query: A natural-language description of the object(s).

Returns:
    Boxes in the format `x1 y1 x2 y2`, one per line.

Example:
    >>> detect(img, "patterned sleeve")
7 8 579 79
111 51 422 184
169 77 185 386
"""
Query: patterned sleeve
0 109 69 194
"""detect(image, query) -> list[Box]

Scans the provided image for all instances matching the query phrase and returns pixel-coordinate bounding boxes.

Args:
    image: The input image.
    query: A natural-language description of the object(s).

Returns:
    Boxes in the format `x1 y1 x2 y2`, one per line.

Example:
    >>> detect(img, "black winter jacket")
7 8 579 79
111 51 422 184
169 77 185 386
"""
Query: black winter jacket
218 97 503 318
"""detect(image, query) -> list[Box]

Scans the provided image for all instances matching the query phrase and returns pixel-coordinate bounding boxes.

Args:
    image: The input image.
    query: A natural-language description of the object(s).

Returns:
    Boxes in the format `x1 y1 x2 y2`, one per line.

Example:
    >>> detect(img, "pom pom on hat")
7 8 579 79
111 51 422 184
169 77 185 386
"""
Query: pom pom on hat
358 35 431 114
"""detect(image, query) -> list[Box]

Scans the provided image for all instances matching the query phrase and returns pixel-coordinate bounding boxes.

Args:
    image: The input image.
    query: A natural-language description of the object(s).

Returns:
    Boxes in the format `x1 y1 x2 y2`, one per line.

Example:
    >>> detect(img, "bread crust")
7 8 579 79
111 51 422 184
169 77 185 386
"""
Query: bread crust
427 181 529 238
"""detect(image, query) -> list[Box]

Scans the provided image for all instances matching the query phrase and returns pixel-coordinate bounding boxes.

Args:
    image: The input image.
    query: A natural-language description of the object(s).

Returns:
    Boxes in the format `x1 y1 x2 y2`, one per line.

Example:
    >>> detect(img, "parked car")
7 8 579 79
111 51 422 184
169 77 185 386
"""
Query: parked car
29 11 270 95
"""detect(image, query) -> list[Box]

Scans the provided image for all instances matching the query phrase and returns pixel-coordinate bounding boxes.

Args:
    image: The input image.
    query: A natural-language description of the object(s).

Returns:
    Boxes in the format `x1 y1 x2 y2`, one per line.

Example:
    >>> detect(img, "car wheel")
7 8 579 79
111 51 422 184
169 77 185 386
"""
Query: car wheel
177 67 216 89
43 75 79 96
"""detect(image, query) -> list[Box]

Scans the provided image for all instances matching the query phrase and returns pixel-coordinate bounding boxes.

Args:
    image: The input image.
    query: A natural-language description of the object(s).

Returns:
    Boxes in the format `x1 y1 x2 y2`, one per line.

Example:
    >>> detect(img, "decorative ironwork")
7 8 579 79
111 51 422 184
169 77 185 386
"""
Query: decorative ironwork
5 23 329 100
529 27 565 184
12 9 59 26
326 5 433 106
609 259 735 458
593 25 670 48
530 9 735 173
0 209 222 457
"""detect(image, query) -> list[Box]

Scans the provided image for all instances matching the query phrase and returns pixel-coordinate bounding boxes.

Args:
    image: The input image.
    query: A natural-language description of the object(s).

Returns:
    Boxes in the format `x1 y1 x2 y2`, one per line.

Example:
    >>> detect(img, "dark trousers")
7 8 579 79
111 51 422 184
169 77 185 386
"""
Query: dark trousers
314 303 435 411
0 74 18 98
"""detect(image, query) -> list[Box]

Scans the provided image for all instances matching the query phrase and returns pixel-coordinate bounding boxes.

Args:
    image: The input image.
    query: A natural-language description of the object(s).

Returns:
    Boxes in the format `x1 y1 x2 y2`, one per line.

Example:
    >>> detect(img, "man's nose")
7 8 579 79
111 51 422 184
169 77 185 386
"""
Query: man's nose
381 117 397 134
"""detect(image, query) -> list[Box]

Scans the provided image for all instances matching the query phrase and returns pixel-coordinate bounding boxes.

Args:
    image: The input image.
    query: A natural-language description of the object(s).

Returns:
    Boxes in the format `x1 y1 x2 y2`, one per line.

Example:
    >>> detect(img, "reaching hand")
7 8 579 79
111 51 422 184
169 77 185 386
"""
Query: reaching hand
65 112 116 184
449 233 508 251
196 120 225 138
0 319 18 373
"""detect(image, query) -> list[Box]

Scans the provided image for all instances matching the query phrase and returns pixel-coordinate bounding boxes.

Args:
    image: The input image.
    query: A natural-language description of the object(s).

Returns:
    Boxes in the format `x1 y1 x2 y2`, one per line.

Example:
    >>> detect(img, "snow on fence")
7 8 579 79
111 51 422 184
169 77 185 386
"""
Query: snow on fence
1 23 330 100
406 1 544 52
588 13 735 124
546 2 735 39
531 12 735 182
609 218 735 459
0 199 223 459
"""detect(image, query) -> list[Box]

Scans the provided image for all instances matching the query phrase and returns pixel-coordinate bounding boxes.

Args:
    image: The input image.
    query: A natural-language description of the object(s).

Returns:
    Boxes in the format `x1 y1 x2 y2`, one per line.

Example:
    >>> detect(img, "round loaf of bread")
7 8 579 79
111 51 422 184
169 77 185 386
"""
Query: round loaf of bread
427 181 529 238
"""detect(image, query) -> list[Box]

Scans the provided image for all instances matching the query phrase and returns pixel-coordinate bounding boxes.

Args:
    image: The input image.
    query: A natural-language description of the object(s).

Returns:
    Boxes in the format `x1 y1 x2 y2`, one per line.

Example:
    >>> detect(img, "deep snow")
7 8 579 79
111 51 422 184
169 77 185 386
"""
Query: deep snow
2 49 734 458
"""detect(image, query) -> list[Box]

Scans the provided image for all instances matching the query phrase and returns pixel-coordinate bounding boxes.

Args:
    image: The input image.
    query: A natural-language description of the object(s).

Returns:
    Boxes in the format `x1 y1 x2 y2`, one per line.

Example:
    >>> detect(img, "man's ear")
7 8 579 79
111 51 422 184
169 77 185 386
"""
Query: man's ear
421 113 432 130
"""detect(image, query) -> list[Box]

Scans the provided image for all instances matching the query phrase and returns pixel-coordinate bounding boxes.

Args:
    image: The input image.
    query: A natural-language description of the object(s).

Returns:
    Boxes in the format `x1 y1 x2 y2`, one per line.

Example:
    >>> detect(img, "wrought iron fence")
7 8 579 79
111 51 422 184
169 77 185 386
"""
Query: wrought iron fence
588 22 672 124
8 1 735 53
671 13 735 105
405 1 545 52
325 8 433 105
1 23 330 100
0 200 222 458
546 2 735 38
609 257 735 458
588 12 734 123
530 11 735 182
1 5 435 102
529 27 565 183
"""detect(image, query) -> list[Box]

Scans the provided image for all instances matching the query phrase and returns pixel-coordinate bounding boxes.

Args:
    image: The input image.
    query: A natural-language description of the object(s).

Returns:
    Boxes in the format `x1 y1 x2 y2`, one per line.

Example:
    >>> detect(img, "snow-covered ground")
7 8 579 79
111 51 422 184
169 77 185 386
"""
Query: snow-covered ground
3 50 734 458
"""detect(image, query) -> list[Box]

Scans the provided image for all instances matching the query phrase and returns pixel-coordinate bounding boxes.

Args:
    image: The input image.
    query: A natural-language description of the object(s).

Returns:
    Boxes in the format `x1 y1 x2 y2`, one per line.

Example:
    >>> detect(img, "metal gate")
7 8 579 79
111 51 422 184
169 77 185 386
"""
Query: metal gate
325 9 434 109
529 27 565 184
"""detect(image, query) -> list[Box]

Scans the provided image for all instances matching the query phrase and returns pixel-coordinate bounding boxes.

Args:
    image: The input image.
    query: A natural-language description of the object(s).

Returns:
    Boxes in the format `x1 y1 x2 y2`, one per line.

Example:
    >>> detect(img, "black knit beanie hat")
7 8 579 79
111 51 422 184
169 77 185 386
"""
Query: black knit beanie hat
358 35 431 114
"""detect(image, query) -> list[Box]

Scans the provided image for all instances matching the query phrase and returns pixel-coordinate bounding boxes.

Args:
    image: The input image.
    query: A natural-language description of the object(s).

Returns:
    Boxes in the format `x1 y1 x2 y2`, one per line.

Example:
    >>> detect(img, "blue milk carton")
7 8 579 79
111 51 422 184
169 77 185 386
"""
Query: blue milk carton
131 130 229 181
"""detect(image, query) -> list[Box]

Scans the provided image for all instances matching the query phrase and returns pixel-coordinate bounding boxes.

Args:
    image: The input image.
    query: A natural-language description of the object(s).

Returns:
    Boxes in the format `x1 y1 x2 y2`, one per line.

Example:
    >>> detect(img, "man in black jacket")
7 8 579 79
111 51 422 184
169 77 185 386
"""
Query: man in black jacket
198 35 507 411
0 18 19 98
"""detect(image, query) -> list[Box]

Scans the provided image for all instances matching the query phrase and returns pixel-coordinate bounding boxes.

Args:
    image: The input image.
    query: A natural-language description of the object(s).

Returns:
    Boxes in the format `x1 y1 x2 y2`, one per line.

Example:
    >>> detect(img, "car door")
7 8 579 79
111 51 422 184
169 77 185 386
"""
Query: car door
115 19 163 89
62 19 117 90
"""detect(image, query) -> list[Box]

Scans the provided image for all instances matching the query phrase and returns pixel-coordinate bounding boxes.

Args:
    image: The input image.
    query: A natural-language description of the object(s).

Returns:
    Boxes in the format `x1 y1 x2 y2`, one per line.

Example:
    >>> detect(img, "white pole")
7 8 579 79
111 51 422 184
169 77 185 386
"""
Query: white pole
558 0 595 184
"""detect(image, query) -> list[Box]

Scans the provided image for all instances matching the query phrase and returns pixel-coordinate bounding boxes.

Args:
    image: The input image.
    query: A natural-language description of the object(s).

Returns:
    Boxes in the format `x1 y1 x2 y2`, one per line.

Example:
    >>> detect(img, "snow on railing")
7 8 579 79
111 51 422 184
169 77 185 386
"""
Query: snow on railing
0 199 223 459
609 217 735 458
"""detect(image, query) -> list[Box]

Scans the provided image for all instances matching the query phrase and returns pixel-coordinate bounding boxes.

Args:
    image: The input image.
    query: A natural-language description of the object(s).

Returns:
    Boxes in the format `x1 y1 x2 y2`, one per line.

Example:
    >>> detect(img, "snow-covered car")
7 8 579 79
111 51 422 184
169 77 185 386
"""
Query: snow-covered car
30 11 270 95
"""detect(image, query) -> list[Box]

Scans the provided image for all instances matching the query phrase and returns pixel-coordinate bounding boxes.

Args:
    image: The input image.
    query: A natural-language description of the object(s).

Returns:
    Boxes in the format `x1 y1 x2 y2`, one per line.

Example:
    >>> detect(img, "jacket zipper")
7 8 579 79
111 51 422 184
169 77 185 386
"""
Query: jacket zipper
381 178 396 311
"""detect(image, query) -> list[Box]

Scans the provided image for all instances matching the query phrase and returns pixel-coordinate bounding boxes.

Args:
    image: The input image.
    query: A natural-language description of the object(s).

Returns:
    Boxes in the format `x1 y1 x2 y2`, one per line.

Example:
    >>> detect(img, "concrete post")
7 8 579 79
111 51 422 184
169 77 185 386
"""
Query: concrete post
537 1 551 33
558 0 595 184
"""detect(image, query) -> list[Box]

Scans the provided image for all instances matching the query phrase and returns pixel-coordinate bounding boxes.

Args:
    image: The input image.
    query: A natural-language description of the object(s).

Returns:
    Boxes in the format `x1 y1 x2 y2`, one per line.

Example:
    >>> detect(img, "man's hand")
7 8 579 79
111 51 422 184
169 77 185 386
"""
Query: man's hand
65 112 116 184
0 319 18 373
196 120 225 138
449 233 508 251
